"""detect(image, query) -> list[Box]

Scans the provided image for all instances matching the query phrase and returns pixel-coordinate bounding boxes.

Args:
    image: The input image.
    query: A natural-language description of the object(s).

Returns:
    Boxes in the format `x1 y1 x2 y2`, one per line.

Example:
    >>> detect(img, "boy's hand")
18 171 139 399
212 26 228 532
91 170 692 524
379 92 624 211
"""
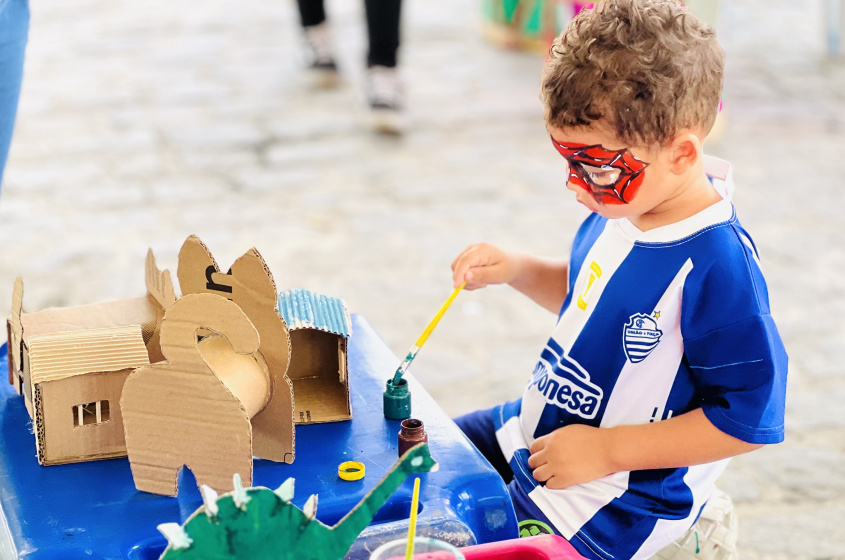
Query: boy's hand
528 425 615 489
451 243 521 290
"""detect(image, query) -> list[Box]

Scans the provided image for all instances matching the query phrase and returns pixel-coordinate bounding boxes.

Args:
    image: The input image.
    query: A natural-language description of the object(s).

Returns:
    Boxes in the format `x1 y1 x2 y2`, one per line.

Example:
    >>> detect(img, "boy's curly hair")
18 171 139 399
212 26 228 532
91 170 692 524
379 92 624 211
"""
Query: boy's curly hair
541 0 724 147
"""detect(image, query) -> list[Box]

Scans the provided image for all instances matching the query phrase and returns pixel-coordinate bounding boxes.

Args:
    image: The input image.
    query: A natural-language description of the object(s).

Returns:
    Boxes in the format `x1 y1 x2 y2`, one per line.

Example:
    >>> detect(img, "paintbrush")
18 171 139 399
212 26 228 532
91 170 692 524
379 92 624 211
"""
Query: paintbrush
383 283 465 420
405 477 421 560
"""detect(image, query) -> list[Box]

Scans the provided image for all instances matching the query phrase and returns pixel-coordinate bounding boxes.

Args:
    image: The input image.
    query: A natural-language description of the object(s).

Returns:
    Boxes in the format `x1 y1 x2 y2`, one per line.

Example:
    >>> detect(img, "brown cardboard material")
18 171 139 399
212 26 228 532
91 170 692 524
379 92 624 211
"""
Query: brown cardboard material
28 325 150 464
5 236 352 477
177 236 296 463
288 329 351 423
121 293 272 495
5 249 176 465
144 249 177 363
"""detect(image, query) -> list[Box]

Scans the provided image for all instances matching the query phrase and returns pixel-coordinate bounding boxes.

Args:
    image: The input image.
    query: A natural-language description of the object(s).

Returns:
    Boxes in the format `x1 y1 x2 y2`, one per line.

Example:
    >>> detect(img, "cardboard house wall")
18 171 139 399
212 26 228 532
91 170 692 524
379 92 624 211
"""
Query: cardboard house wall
5 252 174 465
278 289 352 424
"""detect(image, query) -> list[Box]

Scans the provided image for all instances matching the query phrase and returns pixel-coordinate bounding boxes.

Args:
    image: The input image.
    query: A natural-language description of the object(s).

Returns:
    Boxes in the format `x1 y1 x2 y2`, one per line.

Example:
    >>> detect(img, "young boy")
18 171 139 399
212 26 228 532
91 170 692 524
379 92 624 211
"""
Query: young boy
450 1 787 559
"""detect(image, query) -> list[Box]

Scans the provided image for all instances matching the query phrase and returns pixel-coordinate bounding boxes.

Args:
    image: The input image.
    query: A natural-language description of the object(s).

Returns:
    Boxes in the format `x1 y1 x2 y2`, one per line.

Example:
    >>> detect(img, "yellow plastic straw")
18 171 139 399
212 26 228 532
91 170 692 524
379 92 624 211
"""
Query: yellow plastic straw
405 477 421 560
392 283 465 384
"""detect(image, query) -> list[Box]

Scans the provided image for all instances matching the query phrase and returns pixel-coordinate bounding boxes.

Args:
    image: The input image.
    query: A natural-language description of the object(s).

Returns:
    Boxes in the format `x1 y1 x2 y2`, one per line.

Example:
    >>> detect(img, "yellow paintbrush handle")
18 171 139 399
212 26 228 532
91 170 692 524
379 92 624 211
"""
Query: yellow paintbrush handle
405 477 421 560
413 283 465 349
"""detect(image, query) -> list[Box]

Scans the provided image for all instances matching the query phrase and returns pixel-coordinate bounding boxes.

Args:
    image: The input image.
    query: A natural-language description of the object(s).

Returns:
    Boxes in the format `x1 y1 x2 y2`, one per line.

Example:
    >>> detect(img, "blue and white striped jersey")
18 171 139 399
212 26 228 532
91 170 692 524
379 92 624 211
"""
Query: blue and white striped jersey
493 157 788 560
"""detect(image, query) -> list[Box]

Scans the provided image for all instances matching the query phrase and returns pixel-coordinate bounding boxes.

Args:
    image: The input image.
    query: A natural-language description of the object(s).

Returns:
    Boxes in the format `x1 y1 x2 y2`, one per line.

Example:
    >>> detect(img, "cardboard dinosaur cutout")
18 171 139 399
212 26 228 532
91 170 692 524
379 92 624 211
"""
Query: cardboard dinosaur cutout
121 293 274 495
157 443 438 560
177 236 295 463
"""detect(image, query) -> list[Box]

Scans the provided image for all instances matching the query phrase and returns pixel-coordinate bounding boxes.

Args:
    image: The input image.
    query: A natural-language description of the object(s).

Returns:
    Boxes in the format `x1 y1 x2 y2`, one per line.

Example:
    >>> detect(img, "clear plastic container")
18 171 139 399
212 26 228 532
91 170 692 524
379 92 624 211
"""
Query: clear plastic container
369 537 466 560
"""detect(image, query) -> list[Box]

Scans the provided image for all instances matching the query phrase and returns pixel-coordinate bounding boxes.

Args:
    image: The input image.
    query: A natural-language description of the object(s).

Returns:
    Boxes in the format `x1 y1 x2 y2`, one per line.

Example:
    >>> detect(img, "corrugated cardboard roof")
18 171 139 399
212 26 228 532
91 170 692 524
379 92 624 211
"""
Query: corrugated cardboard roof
28 325 150 384
277 289 351 337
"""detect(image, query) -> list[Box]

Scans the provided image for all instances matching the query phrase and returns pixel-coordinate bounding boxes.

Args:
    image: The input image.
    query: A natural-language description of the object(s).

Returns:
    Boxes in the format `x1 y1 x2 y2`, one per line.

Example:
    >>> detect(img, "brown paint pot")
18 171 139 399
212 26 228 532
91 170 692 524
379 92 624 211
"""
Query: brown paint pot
398 418 428 457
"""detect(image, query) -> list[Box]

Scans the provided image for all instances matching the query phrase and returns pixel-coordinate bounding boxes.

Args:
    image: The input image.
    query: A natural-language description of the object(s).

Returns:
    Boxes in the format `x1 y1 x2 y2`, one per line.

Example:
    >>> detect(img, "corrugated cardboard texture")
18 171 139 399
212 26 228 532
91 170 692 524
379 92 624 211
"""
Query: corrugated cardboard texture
177 236 295 463
199 335 270 418
121 293 270 495
144 249 177 363
145 248 177 310
28 326 150 384
288 330 351 423
20 296 158 344
37 369 133 465
8 277 24 392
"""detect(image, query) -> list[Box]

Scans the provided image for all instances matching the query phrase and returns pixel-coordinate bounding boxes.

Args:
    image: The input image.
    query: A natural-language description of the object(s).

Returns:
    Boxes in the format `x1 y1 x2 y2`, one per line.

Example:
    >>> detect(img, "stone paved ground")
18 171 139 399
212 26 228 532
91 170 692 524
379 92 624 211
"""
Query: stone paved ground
1 0 843 558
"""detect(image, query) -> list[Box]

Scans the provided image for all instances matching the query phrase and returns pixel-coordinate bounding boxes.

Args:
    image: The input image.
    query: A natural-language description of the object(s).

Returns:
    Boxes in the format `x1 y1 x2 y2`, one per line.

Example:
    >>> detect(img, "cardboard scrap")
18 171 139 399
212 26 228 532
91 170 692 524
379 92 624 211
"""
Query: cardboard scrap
121 293 272 496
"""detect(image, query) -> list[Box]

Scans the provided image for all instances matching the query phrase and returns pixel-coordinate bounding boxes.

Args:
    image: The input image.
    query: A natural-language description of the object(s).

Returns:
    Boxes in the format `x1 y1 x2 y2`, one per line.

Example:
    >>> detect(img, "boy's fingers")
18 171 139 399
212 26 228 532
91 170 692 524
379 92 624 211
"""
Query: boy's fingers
545 475 569 490
532 464 551 482
529 436 547 455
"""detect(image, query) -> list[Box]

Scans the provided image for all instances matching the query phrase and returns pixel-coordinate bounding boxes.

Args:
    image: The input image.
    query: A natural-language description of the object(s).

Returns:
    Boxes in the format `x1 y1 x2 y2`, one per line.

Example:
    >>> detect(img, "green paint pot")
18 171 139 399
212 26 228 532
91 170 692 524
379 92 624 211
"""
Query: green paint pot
383 378 411 420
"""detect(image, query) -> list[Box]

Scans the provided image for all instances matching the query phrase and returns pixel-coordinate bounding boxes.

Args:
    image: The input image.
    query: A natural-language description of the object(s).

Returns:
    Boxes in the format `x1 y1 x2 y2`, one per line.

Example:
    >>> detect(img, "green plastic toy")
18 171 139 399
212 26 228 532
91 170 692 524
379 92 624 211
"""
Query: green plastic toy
158 443 437 560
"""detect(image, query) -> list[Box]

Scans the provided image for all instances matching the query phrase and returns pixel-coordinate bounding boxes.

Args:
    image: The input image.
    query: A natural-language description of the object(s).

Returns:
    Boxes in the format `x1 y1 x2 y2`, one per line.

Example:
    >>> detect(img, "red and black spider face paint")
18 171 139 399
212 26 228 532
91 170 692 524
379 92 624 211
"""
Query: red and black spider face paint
550 137 649 205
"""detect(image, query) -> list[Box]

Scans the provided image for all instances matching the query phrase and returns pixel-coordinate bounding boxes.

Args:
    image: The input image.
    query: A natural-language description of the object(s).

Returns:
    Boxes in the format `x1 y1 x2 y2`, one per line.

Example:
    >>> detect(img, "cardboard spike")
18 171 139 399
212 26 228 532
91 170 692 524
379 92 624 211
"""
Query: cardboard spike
273 478 295 502
201 485 219 517
303 494 318 520
158 523 192 550
8 277 24 389
145 249 177 311
232 473 250 508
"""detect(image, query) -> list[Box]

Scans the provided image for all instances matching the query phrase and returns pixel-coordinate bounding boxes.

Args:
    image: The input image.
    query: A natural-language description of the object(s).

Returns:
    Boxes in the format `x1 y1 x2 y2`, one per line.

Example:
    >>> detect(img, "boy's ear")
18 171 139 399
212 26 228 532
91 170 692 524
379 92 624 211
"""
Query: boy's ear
667 132 703 175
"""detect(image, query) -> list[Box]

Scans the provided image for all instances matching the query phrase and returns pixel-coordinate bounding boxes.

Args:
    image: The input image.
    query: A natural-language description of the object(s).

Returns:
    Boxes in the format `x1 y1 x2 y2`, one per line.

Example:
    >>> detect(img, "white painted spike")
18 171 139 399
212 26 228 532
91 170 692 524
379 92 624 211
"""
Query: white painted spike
303 494 319 519
232 473 251 508
157 523 193 550
201 485 219 517
274 478 295 502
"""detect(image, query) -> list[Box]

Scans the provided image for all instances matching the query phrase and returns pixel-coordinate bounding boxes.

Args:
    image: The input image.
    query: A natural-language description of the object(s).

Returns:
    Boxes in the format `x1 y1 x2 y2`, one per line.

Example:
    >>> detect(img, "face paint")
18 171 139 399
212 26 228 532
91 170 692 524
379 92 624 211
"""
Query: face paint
550 137 649 205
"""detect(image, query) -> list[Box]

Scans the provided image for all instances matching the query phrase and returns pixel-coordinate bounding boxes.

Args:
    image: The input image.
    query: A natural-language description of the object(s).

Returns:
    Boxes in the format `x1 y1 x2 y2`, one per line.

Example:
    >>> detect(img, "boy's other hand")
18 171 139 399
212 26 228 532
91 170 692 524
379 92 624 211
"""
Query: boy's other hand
451 243 521 290
528 424 614 489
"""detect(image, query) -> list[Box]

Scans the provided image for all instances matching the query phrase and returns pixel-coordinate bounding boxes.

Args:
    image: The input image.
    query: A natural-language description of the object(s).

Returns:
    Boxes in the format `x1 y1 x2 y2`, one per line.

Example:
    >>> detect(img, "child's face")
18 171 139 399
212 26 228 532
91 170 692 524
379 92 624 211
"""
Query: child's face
547 122 682 220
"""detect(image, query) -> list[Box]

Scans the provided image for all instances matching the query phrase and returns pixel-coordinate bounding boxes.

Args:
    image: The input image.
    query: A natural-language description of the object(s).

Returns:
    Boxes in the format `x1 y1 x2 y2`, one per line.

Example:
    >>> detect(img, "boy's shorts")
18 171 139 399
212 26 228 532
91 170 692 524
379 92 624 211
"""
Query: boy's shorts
454 407 562 539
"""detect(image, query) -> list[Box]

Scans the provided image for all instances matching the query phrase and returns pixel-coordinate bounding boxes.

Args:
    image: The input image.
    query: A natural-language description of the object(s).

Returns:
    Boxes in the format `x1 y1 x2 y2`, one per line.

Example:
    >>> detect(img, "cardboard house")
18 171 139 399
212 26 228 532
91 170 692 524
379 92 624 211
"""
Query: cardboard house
5 250 174 465
278 288 352 424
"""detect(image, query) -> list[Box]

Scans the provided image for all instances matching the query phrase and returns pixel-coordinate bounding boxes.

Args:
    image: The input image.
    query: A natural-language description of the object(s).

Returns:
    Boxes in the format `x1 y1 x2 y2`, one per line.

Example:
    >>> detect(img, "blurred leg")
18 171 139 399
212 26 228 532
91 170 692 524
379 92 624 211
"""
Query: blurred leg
0 0 30 190
363 0 401 68
296 0 326 28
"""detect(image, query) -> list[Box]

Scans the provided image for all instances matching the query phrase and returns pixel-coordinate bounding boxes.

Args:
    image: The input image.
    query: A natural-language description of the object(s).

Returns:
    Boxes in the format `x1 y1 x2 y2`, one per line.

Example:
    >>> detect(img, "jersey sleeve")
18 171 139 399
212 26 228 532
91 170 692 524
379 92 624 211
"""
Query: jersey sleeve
681 224 788 444
684 313 787 444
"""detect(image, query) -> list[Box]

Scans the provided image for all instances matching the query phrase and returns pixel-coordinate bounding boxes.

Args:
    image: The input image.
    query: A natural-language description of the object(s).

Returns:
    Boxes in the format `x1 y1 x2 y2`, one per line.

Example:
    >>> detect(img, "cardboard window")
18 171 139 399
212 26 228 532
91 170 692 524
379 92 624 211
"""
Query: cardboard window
73 400 110 427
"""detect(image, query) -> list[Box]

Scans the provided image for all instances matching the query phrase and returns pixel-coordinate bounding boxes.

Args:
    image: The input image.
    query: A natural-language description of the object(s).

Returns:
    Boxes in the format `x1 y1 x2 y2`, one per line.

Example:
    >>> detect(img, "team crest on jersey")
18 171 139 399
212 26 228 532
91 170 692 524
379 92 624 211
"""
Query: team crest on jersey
623 313 663 363
530 347 603 419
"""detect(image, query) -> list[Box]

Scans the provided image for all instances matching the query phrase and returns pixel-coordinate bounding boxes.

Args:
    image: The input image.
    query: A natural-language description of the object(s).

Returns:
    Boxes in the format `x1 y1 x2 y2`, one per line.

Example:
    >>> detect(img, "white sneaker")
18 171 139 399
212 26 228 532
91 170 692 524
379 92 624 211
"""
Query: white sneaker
366 65 404 134
651 487 738 560
302 22 339 88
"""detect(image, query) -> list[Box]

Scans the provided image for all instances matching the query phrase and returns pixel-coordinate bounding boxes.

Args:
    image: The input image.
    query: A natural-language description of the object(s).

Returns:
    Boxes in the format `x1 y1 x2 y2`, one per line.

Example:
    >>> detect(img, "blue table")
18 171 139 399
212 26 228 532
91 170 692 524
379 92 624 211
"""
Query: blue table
0 315 518 559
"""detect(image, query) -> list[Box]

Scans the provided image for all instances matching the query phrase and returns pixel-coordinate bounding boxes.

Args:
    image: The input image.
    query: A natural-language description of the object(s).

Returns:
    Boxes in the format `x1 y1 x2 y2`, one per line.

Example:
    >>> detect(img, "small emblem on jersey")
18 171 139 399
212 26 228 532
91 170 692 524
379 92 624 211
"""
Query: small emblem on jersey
530 348 603 419
623 313 663 363
519 519 555 537
577 261 602 310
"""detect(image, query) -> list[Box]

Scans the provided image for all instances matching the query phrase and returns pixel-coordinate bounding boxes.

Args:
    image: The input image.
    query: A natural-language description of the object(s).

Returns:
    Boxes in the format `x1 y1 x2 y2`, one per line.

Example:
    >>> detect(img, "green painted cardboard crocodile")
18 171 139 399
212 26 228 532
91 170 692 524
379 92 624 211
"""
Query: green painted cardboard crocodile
158 443 437 560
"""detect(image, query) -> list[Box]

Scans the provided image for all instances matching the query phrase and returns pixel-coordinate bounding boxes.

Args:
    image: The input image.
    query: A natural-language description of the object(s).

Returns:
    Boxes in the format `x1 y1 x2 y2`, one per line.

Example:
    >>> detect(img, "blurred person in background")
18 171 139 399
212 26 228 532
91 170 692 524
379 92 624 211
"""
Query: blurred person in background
0 0 29 191
295 0 403 134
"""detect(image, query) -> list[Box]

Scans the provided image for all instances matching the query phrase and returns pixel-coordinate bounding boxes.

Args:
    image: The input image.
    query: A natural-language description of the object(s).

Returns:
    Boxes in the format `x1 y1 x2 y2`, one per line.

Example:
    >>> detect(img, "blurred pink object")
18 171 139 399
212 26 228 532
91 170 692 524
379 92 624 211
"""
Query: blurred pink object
573 2 595 15
461 535 585 560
